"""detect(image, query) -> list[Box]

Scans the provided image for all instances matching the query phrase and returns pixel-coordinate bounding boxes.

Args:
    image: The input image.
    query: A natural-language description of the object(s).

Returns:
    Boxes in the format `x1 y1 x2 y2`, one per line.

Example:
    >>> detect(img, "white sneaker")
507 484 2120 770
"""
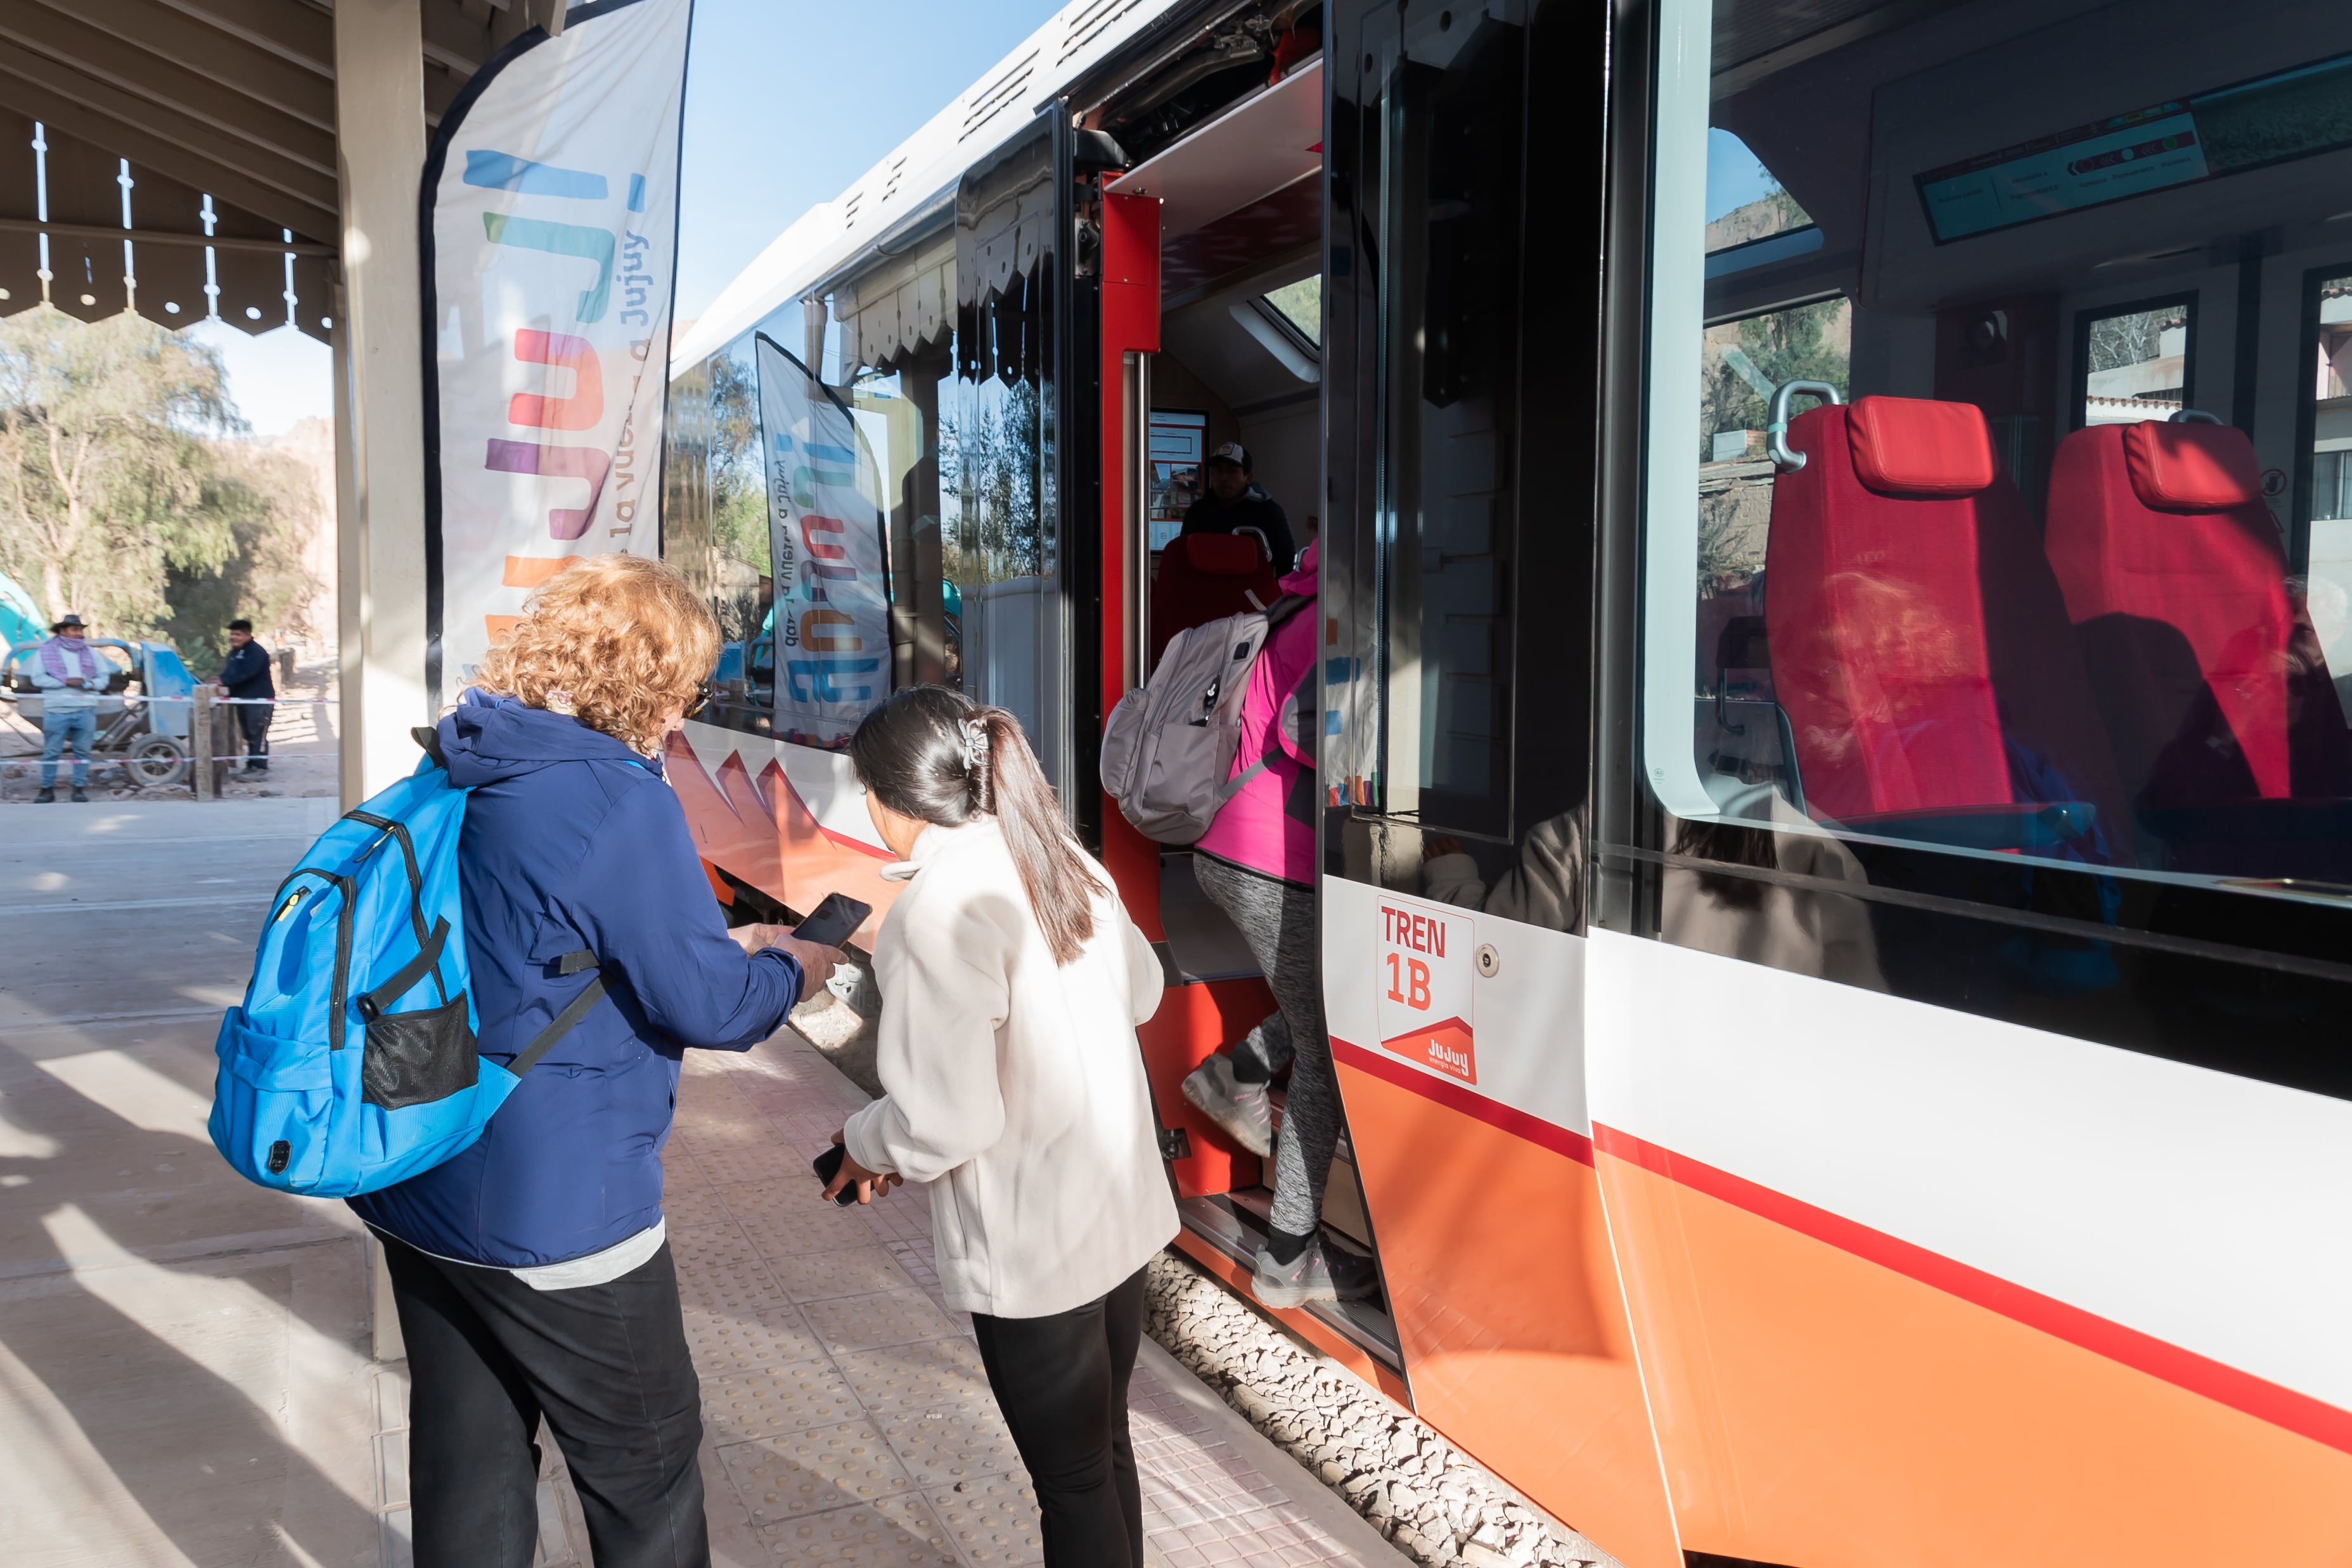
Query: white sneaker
1180 1053 1272 1155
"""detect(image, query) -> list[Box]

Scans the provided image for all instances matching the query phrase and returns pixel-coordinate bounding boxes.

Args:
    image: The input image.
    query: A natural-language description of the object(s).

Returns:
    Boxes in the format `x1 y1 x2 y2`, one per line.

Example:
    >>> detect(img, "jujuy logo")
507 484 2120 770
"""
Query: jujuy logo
1375 897 1476 1085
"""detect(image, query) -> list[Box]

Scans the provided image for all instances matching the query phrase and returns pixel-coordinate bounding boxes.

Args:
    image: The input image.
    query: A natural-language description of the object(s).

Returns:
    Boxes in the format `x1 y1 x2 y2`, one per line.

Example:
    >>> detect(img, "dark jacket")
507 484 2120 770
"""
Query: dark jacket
1181 485 1295 570
349 692 804 1268
217 641 275 700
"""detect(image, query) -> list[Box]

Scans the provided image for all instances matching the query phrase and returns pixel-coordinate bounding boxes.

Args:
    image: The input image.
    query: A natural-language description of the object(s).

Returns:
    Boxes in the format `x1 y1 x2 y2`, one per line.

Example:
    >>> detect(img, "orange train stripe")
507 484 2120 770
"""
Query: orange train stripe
484 614 521 645
1330 1037 1593 1164
1593 1122 2352 1456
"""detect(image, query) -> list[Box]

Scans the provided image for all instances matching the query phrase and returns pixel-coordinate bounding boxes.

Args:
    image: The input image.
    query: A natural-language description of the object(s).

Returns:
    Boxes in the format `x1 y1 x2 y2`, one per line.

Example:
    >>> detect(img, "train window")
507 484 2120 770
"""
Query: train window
693 338 776 738
951 125 1064 785
1260 276 1323 347
2074 296 2197 428
1646 0 2352 902
1364 0 1526 840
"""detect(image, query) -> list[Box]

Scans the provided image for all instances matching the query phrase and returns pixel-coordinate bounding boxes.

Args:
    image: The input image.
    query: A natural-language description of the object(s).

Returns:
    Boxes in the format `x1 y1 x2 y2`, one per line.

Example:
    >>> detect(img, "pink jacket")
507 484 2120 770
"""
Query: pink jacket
1196 543 1318 886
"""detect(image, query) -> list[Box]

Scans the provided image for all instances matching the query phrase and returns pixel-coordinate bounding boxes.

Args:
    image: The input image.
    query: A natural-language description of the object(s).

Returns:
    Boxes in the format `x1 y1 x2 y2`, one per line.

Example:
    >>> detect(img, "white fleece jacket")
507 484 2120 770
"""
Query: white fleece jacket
842 818 1177 1319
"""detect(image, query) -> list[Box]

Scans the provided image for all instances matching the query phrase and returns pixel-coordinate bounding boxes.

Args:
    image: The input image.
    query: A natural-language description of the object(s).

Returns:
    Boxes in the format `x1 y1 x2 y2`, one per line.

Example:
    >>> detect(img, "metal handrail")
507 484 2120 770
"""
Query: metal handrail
1766 379 1845 472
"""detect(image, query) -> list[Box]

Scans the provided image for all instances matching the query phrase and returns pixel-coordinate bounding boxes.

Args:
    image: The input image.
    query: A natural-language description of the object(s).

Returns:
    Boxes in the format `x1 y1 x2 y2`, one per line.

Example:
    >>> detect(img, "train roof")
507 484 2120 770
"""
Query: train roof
671 0 1190 376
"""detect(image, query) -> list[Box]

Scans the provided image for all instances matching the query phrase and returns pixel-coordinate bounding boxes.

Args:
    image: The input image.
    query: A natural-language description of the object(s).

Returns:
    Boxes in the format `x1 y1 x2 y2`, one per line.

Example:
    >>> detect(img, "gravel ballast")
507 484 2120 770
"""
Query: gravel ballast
1142 1251 1621 1568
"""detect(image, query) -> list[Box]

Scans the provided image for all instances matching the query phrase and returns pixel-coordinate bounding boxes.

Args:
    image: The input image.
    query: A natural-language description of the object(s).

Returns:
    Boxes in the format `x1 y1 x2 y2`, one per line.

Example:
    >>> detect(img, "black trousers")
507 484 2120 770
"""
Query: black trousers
969 1267 1147 1568
378 1231 709 1568
236 701 271 768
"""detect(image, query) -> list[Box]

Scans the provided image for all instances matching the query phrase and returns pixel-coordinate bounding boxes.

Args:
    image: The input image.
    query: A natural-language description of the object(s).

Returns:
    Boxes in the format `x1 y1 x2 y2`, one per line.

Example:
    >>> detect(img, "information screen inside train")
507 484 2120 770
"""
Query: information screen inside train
1917 48 2352 242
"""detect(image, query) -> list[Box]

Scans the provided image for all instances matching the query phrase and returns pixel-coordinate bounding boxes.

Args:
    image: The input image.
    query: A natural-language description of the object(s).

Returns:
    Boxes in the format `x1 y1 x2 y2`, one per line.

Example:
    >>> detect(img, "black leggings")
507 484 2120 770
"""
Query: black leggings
378 1231 709 1568
969 1267 1147 1568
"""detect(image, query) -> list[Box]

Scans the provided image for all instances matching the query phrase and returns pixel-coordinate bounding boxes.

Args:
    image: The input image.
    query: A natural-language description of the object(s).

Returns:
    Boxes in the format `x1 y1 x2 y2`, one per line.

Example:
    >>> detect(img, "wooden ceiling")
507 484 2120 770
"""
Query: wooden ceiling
0 0 565 340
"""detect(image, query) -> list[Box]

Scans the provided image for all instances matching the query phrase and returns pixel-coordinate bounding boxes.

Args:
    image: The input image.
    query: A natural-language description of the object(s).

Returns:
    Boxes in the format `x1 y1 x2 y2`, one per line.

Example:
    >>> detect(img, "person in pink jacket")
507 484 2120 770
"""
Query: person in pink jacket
1178 542 1375 1308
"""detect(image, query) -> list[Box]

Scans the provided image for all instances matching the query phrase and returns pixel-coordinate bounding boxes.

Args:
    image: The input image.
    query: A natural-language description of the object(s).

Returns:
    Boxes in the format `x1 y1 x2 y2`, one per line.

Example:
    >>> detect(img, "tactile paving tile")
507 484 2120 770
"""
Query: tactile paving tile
720 1179 885 1256
856 1196 933 1245
770 1245 918 1303
680 1304 827 1377
754 1493 962 1565
875 1398 1024 1489
679 1134 821 1187
673 1238 792 1320
702 1361 866 1444
799 1290 960 1354
923 1474 1044 1566
717 1418 912 1524
832 1335 993 1413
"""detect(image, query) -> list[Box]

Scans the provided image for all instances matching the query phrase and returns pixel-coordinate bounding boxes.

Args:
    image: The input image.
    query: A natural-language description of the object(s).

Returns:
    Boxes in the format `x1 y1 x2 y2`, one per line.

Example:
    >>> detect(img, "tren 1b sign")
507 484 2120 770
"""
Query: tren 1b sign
1375 896 1477 1085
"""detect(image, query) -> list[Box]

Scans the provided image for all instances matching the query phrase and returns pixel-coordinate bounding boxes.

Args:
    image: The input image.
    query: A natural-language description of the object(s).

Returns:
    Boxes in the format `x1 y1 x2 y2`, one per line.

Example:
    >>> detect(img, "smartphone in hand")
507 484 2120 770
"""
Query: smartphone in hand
811 1142 861 1207
792 891 873 951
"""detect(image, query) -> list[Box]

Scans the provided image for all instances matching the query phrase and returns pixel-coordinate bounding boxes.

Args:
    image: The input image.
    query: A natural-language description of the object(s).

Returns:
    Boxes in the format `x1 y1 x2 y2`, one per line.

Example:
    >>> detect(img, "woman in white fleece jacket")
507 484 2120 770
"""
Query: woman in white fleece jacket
823 686 1175 1568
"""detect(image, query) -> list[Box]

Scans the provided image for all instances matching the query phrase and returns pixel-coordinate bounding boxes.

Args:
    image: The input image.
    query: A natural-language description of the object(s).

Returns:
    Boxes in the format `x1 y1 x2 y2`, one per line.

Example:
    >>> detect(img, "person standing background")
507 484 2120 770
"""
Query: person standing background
212 618 275 776
1179 442 1296 570
29 612 103 804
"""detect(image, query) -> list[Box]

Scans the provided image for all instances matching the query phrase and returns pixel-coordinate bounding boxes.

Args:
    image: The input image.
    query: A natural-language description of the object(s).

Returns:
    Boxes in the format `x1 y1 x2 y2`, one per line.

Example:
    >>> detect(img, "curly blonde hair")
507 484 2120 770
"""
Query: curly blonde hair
472 554 718 755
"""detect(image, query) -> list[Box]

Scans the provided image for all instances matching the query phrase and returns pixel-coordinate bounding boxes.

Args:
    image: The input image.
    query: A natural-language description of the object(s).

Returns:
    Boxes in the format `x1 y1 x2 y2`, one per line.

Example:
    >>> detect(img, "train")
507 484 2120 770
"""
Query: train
658 1 2352 1561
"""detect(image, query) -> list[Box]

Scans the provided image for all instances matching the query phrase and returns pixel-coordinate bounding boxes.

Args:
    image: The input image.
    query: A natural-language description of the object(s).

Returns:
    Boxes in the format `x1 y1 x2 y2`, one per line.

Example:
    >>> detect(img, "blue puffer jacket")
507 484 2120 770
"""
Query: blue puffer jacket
349 691 803 1268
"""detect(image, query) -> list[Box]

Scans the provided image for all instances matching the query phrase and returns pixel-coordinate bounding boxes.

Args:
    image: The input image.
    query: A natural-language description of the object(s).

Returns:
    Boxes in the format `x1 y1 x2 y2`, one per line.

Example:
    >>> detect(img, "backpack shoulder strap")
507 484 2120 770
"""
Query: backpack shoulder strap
508 950 604 1075
1264 593 1313 631
411 725 449 771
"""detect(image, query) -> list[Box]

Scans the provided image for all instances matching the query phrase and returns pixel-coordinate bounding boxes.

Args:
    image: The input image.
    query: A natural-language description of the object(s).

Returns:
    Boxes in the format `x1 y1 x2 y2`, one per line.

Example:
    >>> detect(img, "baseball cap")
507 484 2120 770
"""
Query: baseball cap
1209 441 1250 468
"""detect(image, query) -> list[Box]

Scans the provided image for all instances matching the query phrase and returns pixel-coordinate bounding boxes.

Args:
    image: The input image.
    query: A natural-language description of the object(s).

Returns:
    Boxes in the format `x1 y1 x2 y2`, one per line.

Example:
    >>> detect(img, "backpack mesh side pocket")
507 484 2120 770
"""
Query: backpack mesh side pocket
361 996 479 1110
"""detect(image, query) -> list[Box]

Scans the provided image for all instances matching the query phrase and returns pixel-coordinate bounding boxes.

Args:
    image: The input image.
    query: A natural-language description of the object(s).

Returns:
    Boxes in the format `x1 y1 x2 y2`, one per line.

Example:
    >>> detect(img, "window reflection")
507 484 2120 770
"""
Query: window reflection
1655 0 2352 899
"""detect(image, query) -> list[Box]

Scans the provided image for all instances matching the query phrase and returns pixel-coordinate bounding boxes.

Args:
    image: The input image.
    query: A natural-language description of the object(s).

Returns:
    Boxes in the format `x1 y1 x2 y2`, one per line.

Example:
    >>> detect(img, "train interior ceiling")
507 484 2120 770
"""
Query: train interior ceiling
1086 13 1401 1356
1692 0 2352 890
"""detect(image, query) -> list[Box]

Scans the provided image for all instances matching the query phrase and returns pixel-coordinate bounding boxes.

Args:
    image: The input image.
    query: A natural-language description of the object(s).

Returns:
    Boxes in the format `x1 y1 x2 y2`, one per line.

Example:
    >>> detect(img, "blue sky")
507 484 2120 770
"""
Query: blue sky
1707 127 1782 222
212 0 1061 437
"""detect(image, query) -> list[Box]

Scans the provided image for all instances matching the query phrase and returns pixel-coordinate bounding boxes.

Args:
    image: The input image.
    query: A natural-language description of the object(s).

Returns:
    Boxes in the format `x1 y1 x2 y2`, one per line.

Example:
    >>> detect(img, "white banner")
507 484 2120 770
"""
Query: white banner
423 0 691 693
755 333 891 749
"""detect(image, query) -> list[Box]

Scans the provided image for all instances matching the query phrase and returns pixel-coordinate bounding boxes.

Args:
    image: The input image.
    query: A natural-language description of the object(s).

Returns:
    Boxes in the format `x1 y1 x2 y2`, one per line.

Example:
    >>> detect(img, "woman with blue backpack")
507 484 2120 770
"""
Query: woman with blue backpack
347 556 840 1568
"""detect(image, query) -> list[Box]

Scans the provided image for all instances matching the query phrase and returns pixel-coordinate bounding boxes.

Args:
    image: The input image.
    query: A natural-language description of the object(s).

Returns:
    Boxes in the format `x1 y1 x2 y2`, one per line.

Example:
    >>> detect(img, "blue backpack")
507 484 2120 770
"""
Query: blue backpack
208 731 604 1197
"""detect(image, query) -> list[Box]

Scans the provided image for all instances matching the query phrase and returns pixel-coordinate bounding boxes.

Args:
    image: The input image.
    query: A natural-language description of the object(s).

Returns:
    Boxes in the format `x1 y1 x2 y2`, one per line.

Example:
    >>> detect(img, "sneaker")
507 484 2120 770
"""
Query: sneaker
70 787 88 802
34 787 54 803
1250 1235 1382 1309
1180 1053 1271 1155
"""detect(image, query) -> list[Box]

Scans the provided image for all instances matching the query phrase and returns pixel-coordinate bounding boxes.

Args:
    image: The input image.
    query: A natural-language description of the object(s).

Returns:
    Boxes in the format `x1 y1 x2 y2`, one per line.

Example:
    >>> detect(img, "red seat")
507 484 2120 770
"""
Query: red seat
1764 395 2133 861
1149 532 1276 671
2045 420 2352 816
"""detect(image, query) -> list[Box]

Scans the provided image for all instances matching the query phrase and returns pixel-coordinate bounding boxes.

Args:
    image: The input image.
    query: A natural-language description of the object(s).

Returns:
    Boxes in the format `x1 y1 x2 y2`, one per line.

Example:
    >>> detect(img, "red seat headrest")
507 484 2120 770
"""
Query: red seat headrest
2121 420 2262 511
1844 396 1998 498
1172 532 1269 576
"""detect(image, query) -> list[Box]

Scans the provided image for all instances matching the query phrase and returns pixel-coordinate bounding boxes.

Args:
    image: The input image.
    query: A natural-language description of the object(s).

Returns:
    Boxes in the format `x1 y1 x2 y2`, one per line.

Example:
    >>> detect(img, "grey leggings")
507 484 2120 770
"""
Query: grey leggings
1193 852 1338 1240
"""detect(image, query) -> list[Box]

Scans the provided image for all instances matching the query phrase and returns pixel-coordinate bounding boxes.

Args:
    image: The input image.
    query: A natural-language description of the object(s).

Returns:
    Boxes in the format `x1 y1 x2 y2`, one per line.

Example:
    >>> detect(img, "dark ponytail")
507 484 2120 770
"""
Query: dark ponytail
849 686 1105 963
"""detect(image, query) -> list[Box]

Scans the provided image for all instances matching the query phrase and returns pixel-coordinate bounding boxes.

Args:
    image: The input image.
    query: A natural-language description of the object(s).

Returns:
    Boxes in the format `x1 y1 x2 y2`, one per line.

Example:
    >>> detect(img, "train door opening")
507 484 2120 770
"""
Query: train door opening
1084 13 1410 1367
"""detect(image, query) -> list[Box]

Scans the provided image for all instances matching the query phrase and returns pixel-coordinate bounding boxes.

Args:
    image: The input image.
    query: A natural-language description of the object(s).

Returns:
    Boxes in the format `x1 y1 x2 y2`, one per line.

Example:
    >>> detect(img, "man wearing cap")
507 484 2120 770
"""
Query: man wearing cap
30 614 104 803
212 618 276 775
1180 440 1296 570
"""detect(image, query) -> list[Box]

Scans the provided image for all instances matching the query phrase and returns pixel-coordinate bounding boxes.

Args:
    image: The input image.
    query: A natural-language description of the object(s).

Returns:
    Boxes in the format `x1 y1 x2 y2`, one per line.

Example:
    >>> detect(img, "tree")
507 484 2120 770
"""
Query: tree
0 305 242 633
157 439 322 672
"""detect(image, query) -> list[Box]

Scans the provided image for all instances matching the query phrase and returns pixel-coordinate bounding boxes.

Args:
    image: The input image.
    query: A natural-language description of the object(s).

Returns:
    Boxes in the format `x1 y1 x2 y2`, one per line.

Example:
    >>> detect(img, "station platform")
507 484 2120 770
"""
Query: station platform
0 797 1399 1567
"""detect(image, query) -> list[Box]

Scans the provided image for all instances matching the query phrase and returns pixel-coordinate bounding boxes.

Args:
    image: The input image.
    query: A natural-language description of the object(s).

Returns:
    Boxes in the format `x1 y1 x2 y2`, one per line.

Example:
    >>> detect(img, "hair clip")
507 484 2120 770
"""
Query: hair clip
960 718 990 773
543 689 576 716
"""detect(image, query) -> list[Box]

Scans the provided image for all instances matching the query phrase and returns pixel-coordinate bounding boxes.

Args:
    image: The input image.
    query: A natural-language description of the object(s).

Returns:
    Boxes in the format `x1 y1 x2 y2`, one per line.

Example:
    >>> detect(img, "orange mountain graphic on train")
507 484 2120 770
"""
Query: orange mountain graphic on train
1379 1017 1476 1085
664 734 900 942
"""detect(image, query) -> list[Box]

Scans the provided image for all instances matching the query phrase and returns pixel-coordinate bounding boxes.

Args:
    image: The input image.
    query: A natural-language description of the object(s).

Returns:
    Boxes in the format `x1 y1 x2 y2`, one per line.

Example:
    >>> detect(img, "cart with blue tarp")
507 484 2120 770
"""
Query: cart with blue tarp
3 638 195 788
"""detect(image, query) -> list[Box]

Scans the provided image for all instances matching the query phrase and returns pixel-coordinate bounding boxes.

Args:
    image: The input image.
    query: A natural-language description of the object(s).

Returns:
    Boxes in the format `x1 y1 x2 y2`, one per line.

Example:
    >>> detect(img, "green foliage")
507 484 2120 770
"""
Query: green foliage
0 305 248 638
157 441 318 671
1700 297 1851 460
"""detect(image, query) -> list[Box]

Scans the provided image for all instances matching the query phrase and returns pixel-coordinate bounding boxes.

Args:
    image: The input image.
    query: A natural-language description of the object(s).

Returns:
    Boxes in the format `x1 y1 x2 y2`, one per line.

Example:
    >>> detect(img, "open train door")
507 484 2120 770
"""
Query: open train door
1318 1 1682 1563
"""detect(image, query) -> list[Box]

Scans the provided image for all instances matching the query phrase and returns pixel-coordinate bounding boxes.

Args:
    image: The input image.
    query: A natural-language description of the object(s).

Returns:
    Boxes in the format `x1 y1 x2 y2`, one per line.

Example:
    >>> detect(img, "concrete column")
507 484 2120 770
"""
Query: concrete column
333 0 429 809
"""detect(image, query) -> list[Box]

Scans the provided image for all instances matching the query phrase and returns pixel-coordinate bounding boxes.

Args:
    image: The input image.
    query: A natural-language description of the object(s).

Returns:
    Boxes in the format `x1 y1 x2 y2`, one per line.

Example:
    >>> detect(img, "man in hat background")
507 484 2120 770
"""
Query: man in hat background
30 614 105 802
1180 440 1297 570
212 618 276 776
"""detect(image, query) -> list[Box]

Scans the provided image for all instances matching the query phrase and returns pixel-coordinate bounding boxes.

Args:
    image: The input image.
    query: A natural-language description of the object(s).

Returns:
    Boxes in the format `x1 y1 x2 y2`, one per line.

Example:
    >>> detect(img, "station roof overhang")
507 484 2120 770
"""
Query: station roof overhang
0 0 564 343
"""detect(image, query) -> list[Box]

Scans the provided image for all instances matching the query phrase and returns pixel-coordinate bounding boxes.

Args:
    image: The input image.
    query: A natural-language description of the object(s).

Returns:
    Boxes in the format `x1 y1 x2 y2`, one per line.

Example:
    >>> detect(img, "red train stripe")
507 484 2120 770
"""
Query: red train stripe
1591 1122 2352 1457
1331 1036 1593 1165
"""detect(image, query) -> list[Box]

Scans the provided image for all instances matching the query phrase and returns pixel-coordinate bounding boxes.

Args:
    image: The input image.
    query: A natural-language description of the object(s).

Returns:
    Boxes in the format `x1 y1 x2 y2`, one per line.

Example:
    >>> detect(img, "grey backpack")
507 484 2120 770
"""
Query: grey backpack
1100 595 1309 844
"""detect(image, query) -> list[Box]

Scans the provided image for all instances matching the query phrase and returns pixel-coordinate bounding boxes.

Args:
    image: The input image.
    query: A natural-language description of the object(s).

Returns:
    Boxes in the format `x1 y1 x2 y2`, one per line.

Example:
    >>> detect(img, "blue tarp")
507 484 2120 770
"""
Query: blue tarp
0 572 44 650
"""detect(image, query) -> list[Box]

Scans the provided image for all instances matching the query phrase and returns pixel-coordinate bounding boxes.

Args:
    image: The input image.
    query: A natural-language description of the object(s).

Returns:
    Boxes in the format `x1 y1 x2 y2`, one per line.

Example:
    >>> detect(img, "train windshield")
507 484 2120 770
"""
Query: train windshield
1648 0 2352 897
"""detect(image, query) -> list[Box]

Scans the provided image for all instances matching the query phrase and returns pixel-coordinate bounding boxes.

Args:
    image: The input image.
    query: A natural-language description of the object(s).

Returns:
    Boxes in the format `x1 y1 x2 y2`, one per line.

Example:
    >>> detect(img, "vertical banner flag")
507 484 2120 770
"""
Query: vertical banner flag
754 333 891 749
421 0 692 695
